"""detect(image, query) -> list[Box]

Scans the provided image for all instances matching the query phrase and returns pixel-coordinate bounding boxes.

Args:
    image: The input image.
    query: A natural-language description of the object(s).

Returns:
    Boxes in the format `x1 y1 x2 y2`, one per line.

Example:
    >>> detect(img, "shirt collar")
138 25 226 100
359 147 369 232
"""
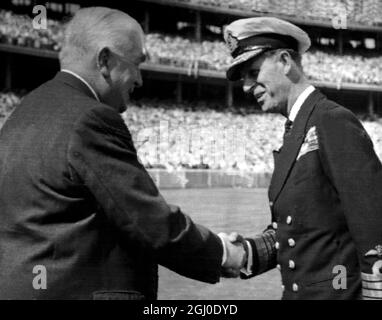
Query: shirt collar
288 85 315 122
61 69 100 102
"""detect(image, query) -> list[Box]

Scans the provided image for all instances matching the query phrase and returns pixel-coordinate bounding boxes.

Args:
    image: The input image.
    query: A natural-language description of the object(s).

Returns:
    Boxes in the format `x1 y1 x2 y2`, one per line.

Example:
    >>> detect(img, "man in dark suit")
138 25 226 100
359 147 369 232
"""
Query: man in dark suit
223 17 382 300
0 7 245 299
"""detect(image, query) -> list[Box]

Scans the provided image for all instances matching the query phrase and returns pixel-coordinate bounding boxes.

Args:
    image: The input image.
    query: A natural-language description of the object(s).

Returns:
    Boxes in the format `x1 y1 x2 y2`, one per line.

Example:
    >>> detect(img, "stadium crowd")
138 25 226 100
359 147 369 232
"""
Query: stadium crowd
0 6 381 171
0 10 63 51
146 33 382 85
1 93 381 172
176 0 382 26
0 11 381 85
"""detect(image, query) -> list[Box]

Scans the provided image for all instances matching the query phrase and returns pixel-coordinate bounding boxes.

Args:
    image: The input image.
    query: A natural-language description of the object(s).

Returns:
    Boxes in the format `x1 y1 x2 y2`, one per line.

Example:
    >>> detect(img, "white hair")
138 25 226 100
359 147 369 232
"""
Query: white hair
59 7 141 68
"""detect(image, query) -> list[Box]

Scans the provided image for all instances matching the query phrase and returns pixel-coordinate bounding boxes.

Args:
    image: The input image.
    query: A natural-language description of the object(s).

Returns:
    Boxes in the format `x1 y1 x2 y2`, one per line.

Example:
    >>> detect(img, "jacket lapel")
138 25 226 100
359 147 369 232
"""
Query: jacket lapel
269 90 325 203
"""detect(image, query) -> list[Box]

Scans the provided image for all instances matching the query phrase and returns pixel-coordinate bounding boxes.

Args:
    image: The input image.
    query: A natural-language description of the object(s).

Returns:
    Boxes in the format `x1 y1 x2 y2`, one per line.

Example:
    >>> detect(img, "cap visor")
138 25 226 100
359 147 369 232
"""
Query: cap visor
226 48 267 81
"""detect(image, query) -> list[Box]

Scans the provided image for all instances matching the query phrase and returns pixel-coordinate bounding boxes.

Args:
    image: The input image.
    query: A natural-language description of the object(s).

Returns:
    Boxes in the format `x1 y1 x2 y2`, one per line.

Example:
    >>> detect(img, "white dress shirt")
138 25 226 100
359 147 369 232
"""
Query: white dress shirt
288 85 315 121
61 69 100 102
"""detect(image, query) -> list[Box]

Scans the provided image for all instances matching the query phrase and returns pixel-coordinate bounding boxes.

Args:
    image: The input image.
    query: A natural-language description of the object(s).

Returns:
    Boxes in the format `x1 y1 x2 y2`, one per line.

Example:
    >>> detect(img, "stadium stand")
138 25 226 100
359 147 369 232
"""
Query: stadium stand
1 93 381 173
146 0 382 26
0 10 63 51
0 2 381 185
0 11 381 86
146 33 382 85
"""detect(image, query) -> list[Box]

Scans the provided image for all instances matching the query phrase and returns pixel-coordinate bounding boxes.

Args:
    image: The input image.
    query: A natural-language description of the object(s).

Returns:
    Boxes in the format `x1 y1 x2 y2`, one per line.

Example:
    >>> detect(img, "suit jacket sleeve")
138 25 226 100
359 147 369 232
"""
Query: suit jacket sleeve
241 225 277 279
318 106 382 299
67 105 223 284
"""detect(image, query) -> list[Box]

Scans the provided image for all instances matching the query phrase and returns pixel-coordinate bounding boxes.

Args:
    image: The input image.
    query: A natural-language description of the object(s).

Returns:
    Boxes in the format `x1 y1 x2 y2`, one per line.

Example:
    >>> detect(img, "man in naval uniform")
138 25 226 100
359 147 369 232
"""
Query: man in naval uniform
223 17 382 300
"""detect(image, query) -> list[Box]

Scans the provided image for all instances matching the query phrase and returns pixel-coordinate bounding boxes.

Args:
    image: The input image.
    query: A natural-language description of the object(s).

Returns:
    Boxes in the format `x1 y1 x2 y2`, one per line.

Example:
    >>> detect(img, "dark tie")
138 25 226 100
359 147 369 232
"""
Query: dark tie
283 119 293 139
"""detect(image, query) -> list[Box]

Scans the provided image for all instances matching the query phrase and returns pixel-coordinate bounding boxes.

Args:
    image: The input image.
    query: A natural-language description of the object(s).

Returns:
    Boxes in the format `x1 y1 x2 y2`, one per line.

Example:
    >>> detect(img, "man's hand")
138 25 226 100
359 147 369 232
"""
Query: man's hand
219 232 247 278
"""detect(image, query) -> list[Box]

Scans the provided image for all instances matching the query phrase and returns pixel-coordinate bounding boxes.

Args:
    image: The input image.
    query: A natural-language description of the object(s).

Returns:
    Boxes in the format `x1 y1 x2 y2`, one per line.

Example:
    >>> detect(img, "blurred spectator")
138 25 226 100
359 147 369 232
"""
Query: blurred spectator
0 92 21 117
0 92 21 127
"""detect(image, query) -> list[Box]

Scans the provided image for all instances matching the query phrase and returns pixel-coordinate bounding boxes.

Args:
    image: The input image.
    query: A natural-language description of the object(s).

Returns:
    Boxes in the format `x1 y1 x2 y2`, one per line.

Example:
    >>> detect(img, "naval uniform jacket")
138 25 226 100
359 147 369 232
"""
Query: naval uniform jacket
0 72 223 299
244 89 382 300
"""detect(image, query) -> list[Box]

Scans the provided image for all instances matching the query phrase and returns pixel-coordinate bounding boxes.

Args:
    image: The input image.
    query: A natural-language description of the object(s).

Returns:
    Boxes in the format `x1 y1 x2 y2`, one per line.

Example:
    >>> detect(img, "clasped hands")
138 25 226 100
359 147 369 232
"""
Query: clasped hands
219 232 248 278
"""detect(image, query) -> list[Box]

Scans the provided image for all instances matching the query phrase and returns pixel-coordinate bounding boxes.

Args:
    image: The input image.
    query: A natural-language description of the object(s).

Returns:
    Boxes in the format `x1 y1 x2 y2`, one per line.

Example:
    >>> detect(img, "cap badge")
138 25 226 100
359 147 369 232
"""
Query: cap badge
226 31 239 53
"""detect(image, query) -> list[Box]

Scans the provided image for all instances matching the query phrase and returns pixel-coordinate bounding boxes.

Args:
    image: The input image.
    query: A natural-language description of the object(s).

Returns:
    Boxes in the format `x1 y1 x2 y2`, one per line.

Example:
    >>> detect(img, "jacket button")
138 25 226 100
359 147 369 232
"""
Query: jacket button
292 283 299 292
269 201 274 208
275 242 280 250
281 285 285 291
289 260 296 269
286 216 292 225
277 264 281 271
272 222 278 230
288 238 296 247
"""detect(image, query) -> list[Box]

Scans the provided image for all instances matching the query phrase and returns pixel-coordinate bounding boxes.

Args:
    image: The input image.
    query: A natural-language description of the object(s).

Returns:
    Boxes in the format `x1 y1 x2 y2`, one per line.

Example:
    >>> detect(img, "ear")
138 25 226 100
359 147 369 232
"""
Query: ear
279 50 293 75
96 47 113 79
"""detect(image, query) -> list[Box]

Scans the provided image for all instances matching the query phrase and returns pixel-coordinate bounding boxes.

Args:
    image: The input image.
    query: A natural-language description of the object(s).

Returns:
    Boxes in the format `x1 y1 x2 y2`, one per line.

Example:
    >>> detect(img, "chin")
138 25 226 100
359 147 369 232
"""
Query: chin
115 97 129 113
262 103 277 113
261 99 283 114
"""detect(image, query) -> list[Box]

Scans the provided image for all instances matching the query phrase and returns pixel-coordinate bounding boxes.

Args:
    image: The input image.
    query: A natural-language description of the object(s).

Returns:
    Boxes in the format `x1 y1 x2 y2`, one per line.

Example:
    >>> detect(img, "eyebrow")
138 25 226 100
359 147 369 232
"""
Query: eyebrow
241 67 259 79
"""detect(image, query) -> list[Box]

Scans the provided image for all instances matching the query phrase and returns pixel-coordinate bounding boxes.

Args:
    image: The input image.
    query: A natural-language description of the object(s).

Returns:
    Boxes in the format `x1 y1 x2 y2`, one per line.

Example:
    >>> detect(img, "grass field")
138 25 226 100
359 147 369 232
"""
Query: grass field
158 188 282 300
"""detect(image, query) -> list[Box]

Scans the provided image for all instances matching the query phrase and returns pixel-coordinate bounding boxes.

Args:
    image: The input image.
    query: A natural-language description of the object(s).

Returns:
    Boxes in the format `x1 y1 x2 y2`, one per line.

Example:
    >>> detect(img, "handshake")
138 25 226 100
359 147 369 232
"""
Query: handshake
219 232 249 278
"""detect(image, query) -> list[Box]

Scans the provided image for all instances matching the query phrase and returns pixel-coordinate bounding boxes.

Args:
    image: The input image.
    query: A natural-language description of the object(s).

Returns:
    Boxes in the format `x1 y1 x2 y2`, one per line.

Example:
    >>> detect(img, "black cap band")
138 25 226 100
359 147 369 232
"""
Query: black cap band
232 33 298 58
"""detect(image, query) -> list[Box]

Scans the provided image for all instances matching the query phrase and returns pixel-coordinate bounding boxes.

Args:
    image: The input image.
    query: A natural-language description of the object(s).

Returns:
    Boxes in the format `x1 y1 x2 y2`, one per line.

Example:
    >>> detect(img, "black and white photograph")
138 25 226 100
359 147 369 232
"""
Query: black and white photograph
0 0 381 305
